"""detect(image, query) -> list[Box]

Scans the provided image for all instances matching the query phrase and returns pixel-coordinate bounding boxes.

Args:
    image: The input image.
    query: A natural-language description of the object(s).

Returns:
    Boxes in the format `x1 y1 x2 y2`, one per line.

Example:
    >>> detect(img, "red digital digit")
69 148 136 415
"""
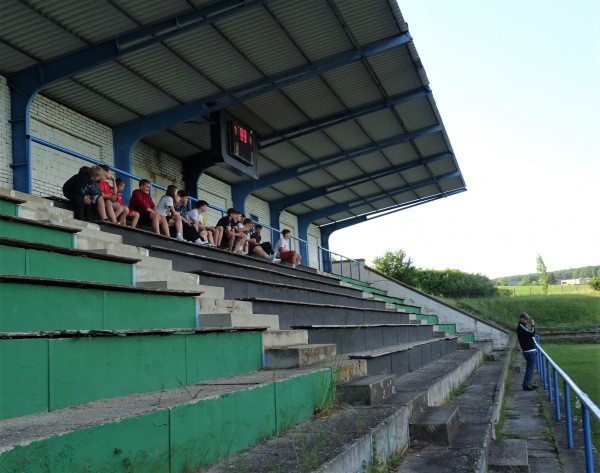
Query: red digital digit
240 127 247 143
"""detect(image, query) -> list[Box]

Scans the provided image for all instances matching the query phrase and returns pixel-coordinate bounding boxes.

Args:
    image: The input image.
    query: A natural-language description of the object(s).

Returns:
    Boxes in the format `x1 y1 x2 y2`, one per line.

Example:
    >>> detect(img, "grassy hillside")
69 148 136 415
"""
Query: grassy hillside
452 294 600 331
498 284 595 296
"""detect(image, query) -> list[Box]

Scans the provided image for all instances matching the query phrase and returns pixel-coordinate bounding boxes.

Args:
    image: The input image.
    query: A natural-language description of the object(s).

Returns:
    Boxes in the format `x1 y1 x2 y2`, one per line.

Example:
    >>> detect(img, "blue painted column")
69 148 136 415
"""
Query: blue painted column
9 88 33 194
297 216 311 267
320 227 333 273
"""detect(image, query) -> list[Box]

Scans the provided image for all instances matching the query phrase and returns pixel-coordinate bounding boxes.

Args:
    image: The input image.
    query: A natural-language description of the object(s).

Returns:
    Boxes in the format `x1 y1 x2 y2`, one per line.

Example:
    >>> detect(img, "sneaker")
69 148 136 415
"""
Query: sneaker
236 248 245 254
208 243 216 247
291 264 297 268
195 238 208 245
523 385 538 391
265 254 280 263
176 233 185 241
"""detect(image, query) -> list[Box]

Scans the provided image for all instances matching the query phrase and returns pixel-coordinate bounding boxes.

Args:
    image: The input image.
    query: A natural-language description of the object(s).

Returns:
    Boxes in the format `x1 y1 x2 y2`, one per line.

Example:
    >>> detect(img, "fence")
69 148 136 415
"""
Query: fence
29 136 309 263
536 339 600 472
319 247 362 280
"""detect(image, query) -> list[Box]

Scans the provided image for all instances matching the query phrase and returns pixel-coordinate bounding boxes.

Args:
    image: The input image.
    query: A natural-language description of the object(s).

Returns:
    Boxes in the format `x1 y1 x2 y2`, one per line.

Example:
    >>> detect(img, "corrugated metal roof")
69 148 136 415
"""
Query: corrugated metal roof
3 0 466 227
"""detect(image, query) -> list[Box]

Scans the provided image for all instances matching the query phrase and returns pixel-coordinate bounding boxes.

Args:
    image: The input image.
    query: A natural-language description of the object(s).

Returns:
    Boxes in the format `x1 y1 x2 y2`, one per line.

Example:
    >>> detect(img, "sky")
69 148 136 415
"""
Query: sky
329 0 600 279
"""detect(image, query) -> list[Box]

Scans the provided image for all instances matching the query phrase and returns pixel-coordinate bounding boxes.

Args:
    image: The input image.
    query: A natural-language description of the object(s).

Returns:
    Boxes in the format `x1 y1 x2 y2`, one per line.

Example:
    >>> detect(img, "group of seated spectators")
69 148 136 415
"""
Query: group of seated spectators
63 166 301 267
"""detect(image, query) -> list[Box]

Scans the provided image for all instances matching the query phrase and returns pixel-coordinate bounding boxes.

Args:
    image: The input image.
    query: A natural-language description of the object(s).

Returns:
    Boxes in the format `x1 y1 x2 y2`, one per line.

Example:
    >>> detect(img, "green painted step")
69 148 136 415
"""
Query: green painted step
0 329 265 420
0 198 21 217
0 214 78 248
0 368 333 472
416 314 439 325
0 240 137 286
435 323 457 335
460 332 476 343
0 277 199 332
328 273 371 288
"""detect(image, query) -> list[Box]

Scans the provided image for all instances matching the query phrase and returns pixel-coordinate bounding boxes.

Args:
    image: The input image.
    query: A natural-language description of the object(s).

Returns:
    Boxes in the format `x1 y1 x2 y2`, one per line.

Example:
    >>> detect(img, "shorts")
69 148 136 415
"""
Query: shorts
278 250 295 262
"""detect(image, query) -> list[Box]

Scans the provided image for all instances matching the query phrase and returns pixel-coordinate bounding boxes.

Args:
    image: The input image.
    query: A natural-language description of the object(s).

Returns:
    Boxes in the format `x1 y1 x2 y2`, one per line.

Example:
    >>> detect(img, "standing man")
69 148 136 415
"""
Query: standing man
517 312 538 391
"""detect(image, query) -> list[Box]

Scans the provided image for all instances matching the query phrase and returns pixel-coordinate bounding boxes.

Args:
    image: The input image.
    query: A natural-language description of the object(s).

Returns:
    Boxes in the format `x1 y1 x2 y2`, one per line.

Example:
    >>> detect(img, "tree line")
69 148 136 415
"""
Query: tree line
371 250 497 298
371 251 600 299
492 265 600 286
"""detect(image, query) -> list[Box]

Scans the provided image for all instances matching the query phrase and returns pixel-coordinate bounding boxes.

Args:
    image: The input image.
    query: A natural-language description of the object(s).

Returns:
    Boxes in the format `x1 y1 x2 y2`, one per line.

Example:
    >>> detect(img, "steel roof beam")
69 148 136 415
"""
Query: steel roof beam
297 171 463 229
259 86 431 149
8 0 269 97
268 152 452 215
232 123 441 211
113 32 413 163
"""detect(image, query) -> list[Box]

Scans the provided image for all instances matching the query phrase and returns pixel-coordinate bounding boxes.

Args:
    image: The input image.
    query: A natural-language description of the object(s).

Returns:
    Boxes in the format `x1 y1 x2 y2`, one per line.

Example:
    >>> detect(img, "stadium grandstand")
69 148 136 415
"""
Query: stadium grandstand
6 1 576 472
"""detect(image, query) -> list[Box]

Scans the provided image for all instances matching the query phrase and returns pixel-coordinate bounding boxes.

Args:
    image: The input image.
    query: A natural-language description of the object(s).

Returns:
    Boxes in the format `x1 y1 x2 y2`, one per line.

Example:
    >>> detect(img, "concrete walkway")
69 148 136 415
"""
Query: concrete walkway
501 347 600 473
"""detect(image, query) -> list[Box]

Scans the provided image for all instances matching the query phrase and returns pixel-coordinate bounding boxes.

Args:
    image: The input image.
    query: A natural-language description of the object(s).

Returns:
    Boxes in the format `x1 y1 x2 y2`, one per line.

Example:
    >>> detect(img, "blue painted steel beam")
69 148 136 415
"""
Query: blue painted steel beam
113 32 414 167
259 87 431 149
8 0 268 193
8 0 269 97
297 171 463 229
268 152 453 215
232 124 442 211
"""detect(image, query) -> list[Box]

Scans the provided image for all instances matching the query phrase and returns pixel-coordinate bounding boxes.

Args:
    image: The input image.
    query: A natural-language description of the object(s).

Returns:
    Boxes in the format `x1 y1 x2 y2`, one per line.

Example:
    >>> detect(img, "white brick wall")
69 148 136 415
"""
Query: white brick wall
132 142 183 189
0 76 12 189
198 173 231 225
28 94 114 196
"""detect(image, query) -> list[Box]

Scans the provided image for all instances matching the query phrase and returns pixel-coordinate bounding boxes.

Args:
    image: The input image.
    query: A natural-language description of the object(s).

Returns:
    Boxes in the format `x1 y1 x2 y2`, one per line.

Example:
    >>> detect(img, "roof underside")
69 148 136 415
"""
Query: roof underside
1 0 466 227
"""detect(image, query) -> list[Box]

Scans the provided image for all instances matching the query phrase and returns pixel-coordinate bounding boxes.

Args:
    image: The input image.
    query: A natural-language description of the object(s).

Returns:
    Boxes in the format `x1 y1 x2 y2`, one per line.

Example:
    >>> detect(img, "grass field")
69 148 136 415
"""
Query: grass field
498 284 595 296
542 343 600 450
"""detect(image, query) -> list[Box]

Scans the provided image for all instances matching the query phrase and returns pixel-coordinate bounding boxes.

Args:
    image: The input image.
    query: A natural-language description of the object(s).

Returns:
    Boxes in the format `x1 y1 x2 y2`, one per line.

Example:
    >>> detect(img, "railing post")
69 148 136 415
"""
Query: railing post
564 384 573 448
554 370 561 421
548 364 553 402
582 405 594 473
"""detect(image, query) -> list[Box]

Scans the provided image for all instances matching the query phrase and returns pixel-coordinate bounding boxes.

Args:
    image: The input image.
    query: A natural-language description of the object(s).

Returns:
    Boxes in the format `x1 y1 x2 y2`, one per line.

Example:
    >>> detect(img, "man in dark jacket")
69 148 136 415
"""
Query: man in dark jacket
62 165 106 221
517 312 538 390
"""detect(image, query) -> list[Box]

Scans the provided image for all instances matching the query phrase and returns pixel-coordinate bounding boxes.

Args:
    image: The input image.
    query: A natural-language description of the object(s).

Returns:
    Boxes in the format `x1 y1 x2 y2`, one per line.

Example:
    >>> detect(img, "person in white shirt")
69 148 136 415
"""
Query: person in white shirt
274 229 301 268
188 199 222 247
156 185 185 240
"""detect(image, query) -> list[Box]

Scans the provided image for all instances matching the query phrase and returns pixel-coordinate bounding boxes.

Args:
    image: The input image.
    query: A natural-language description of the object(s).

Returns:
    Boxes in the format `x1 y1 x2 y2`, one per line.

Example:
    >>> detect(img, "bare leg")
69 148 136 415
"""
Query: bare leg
116 205 127 225
149 212 161 234
233 235 248 253
129 211 140 228
159 215 170 236
96 197 108 220
104 200 118 223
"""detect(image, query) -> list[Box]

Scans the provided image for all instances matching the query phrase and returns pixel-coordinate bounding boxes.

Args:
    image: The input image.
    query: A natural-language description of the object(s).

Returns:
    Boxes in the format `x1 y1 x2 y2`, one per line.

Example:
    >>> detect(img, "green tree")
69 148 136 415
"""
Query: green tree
413 268 497 298
372 250 417 285
589 277 600 291
519 274 533 286
547 272 557 285
536 254 549 295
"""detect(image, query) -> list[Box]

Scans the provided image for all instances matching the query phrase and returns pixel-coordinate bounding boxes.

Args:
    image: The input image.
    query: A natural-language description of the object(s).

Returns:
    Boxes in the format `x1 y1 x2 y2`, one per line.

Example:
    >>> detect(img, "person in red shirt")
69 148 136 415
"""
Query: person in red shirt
128 179 169 236
115 178 139 228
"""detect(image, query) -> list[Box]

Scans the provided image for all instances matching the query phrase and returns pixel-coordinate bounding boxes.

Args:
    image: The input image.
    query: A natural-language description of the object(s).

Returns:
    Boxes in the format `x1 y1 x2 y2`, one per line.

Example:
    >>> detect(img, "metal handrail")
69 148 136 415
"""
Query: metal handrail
535 340 599 472
29 135 308 259
318 246 361 280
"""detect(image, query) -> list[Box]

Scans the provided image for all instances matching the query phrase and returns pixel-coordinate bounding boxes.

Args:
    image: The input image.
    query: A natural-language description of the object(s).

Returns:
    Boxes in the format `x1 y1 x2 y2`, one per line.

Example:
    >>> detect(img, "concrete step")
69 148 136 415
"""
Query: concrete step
135 266 200 284
198 297 253 314
410 406 460 445
89 247 172 269
197 312 279 330
338 374 396 405
137 280 225 299
262 329 309 349
0 366 333 473
488 438 529 472
264 343 337 369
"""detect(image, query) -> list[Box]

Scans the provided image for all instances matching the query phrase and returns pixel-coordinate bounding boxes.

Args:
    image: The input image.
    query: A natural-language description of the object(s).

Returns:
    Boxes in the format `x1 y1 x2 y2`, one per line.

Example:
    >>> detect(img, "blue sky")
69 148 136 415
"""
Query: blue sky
329 0 600 278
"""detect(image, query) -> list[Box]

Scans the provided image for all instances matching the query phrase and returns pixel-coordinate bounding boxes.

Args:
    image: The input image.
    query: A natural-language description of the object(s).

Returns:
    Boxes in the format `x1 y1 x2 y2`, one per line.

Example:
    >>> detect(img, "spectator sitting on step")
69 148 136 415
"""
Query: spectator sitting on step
243 220 279 263
174 190 211 245
216 208 238 251
274 229 301 268
115 178 139 228
231 211 249 254
250 224 277 256
99 165 126 225
188 199 222 247
63 165 110 222
156 185 189 241
128 179 170 236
